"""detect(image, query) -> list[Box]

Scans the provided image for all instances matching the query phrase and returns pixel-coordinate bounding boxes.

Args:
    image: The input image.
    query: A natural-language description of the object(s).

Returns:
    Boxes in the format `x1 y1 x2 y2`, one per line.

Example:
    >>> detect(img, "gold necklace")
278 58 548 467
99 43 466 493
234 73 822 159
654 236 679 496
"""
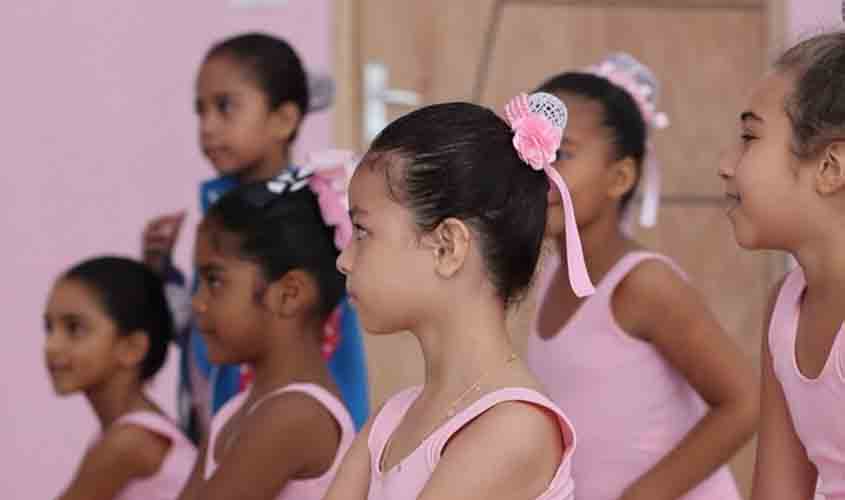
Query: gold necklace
445 352 518 417
380 352 519 472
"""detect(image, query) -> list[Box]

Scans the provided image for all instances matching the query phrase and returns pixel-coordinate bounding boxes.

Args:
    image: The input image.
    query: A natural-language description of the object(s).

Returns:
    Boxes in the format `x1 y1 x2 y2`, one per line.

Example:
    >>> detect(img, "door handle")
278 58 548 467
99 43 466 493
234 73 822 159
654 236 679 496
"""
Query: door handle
364 62 421 143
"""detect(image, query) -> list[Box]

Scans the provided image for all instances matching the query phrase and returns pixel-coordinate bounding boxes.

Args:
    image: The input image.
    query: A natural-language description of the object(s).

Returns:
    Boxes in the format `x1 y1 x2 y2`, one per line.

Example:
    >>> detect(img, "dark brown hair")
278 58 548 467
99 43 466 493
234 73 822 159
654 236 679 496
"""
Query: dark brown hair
367 102 549 305
776 31 845 159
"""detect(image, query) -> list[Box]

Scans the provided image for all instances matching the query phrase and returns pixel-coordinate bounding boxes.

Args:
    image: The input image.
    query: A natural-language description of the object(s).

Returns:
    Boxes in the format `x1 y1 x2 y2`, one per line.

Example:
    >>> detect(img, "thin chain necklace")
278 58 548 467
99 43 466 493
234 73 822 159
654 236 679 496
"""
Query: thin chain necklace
380 352 519 473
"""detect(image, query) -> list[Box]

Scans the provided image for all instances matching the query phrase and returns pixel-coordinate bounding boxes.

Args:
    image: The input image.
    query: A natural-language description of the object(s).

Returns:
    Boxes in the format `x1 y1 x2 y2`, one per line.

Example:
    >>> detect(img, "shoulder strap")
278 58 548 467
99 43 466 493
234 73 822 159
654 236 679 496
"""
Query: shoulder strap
115 411 186 445
245 383 351 427
427 388 575 474
600 251 686 295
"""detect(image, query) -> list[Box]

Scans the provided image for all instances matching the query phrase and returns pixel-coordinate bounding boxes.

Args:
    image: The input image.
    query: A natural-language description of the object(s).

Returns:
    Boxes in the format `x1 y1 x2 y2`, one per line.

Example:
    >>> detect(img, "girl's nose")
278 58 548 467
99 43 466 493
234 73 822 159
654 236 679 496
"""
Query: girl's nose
718 146 738 180
336 249 351 276
44 330 63 356
191 291 208 315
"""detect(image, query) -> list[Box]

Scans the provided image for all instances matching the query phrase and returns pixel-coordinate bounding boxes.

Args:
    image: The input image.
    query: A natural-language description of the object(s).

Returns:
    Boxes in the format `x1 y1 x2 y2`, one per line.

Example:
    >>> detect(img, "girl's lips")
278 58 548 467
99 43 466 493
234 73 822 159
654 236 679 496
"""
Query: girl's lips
725 192 741 214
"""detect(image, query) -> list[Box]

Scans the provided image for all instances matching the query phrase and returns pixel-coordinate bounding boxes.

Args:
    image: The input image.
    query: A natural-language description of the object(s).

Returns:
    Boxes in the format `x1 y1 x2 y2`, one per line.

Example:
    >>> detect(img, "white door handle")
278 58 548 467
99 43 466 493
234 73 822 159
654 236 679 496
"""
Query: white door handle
364 62 421 143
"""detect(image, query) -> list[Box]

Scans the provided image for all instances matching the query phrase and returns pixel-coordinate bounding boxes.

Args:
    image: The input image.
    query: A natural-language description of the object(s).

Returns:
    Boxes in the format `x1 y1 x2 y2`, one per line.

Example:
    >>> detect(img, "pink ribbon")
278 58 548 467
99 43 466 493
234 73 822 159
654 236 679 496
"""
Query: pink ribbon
505 93 595 298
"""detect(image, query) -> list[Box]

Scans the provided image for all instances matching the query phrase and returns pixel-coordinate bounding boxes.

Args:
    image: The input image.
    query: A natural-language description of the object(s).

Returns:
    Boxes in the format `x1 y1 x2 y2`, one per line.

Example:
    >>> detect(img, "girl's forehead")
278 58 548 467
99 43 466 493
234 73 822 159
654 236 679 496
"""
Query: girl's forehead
747 72 792 119
349 153 399 203
195 221 234 259
554 92 612 139
47 279 101 314
196 55 255 92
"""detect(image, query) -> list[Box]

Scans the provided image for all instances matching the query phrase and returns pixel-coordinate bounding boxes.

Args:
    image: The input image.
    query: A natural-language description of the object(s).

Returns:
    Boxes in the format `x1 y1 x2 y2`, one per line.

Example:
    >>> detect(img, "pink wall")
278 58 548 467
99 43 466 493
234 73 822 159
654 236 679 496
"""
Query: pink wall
0 1 333 497
787 0 841 44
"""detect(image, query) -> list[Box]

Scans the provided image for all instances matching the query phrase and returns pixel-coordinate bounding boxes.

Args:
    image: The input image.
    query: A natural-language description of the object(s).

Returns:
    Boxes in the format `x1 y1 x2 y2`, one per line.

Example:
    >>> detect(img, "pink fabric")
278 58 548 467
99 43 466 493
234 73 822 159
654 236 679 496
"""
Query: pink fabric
505 94 562 172
204 383 355 500
769 269 845 499
366 386 576 500
586 61 668 130
111 412 196 500
525 251 741 500
306 149 356 250
504 92 595 298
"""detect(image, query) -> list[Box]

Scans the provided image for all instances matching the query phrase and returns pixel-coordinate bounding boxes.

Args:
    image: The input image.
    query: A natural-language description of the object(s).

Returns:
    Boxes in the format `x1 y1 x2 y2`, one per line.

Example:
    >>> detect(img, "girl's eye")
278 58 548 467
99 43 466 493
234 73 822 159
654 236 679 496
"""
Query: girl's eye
216 95 232 115
353 223 368 240
205 272 223 289
65 319 85 338
556 150 574 161
194 99 204 116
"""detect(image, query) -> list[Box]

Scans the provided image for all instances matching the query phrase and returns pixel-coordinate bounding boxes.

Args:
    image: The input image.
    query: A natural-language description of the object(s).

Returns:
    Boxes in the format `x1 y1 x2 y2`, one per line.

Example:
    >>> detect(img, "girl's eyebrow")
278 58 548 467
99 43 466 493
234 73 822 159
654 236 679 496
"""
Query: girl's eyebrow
349 207 370 219
198 263 224 274
741 110 764 123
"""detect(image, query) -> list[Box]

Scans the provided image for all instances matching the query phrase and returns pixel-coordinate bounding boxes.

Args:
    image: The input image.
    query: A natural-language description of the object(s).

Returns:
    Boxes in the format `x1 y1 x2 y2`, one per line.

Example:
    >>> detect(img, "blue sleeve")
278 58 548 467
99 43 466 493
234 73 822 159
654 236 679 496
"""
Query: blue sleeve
327 297 370 429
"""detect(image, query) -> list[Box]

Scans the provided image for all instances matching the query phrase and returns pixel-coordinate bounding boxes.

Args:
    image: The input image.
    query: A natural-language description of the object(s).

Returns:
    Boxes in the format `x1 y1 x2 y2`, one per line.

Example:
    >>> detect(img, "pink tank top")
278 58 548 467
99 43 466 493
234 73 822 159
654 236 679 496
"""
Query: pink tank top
769 269 845 499
525 251 740 500
204 383 355 500
111 412 197 500
366 386 576 500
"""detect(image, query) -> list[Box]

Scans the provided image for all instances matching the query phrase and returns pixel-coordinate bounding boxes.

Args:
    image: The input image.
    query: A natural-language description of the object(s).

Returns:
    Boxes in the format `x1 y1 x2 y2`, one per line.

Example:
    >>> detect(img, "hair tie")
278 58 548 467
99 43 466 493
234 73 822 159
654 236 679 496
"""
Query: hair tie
586 53 668 232
504 92 595 298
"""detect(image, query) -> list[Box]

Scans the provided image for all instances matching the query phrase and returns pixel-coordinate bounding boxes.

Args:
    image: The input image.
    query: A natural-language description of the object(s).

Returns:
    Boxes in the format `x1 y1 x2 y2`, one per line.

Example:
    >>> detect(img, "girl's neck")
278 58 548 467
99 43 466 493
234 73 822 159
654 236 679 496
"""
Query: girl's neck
794 232 845 299
557 206 635 284
237 148 292 183
86 372 153 428
249 320 332 397
415 293 515 396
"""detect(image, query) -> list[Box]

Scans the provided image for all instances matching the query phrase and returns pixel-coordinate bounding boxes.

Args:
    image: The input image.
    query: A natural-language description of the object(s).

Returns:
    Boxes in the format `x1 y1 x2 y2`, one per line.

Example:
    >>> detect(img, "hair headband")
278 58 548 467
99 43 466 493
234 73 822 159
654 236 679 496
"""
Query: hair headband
505 92 595 298
586 52 668 232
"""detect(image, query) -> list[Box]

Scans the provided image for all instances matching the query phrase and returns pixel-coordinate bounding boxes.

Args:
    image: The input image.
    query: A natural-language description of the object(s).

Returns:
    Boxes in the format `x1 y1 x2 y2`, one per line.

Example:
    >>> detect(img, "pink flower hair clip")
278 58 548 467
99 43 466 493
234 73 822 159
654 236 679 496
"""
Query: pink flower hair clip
303 149 358 250
505 92 595 298
587 53 669 232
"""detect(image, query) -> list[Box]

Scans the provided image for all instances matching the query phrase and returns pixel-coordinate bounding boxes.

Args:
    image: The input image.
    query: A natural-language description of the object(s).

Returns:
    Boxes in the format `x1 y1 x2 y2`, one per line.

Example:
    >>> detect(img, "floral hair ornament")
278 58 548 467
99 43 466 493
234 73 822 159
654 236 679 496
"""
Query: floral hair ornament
303 149 358 250
587 53 669 233
505 92 595 298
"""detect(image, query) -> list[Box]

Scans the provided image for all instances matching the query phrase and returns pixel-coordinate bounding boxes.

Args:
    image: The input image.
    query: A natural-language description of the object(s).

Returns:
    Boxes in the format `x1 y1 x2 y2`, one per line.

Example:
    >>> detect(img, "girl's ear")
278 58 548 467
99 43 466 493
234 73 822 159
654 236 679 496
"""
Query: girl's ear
269 102 302 143
607 156 638 201
815 141 845 196
264 269 319 318
422 217 472 279
117 331 150 371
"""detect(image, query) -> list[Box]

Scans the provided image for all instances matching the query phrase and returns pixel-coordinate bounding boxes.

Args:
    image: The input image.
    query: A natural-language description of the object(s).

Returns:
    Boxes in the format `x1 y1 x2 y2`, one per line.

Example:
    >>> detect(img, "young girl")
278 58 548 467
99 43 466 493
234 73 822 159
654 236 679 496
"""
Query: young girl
141 32 369 439
175 167 355 500
525 54 759 500
324 93 586 500
45 257 196 499
719 32 845 500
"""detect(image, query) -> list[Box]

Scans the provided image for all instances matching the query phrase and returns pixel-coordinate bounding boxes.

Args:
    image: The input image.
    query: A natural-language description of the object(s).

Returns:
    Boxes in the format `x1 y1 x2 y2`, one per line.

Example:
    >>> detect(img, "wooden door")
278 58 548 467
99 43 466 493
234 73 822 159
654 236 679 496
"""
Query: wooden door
334 1 787 496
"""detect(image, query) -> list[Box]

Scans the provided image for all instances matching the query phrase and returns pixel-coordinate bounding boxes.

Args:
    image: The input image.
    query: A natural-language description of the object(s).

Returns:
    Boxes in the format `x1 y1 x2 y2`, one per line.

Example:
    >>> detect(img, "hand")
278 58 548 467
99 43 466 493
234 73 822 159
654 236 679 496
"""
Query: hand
141 211 186 275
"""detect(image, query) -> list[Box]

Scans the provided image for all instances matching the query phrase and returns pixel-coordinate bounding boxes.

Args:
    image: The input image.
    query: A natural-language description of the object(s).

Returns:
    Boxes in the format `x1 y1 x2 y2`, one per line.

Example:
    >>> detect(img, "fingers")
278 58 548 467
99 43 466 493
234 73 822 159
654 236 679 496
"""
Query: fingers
142 211 188 274
144 211 187 240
